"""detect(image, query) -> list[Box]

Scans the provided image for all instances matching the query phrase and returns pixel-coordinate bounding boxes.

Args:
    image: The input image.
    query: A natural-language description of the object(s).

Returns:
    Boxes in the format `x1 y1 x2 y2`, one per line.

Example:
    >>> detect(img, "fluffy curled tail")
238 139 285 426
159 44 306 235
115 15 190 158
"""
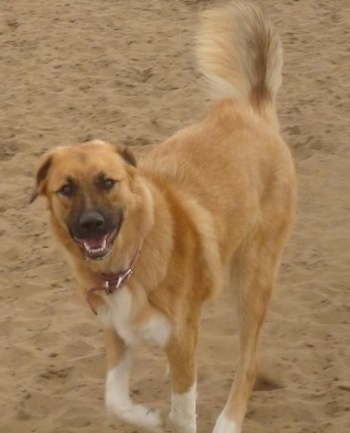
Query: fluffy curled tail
196 0 282 125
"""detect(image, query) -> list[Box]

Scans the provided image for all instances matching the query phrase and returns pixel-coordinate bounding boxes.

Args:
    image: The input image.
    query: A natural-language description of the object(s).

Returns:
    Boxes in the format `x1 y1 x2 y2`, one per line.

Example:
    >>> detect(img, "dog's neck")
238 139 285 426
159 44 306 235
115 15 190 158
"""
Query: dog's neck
86 242 144 315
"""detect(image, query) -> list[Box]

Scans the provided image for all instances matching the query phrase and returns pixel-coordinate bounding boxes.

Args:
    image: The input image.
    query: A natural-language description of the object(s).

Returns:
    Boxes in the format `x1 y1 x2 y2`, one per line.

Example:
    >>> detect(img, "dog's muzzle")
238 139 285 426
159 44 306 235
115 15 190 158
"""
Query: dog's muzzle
71 209 123 260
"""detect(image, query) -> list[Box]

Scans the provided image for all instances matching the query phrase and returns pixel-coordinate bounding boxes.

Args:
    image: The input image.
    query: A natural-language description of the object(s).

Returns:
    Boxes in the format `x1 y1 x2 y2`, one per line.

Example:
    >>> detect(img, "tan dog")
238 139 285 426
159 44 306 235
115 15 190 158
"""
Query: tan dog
31 2 296 432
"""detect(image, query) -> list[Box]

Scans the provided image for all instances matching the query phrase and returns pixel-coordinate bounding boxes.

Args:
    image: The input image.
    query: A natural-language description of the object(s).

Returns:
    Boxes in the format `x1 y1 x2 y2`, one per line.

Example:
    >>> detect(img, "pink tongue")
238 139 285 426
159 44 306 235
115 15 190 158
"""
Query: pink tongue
83 236 107 249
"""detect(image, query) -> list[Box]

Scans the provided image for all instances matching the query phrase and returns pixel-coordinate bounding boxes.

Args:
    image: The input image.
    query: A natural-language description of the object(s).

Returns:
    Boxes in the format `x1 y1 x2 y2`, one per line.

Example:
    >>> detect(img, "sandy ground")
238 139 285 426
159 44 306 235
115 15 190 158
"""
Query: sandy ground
0 0 349 432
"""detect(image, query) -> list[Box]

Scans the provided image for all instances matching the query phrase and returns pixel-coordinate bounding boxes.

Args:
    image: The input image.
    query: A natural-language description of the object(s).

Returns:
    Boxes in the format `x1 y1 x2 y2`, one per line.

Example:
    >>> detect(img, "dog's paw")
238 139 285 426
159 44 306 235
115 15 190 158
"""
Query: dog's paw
169 411 196 433
212 412 240 433
169 417 196 433
133 405 165 433
107 402 165 433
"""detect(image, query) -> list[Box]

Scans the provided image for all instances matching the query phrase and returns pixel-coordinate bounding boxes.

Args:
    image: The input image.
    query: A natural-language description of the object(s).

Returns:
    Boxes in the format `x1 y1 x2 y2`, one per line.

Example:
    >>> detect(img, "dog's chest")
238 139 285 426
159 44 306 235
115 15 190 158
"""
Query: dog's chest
98 288 172 347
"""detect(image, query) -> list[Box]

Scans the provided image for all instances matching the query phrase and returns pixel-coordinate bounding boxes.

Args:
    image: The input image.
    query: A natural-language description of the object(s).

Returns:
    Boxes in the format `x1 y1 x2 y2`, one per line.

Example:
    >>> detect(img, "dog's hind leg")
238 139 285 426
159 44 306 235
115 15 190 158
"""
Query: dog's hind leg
166 319 199 433
213 225 290 433
104 329 165 433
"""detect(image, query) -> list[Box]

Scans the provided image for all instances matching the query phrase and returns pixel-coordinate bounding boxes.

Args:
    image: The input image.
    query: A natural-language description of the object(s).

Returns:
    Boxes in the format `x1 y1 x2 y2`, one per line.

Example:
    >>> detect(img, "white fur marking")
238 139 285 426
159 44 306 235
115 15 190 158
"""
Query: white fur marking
105 354 165 433
142 313 172 347
98 287 171 347
169 384 197 433
213 412 240 433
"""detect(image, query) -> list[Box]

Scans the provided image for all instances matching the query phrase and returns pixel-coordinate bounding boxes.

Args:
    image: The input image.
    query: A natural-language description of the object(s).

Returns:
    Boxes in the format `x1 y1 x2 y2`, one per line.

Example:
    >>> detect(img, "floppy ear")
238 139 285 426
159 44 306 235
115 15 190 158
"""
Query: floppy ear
29 153 53 203
116 144 137 168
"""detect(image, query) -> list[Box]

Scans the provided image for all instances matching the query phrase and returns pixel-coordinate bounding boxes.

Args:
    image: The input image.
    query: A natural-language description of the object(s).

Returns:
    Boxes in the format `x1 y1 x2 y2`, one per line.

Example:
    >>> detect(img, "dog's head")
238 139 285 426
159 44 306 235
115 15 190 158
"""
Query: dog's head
31 140 138 261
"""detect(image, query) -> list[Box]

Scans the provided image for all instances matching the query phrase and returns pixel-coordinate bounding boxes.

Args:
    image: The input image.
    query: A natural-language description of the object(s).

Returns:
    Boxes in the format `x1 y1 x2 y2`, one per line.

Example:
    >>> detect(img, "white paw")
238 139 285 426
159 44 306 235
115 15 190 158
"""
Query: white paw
213 412 240 433
169 415 196 433
107 402 165 433
133 405 165 433
169 385 197 433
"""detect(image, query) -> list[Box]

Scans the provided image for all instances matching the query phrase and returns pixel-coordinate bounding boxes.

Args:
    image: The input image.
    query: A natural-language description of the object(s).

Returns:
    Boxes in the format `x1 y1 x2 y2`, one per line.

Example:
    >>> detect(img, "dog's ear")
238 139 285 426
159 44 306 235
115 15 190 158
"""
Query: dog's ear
29 153 53 203
115 144 137 168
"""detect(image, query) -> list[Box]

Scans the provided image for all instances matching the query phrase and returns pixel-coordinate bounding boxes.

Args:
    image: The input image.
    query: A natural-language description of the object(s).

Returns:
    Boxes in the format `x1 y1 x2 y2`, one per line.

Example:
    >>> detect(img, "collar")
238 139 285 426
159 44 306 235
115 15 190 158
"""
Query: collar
86 243 143 315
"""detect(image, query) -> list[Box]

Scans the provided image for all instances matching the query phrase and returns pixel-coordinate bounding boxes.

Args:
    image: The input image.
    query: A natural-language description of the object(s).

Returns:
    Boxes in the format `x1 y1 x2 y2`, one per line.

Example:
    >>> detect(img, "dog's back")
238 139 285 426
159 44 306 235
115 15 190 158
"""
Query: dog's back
142 1 295 261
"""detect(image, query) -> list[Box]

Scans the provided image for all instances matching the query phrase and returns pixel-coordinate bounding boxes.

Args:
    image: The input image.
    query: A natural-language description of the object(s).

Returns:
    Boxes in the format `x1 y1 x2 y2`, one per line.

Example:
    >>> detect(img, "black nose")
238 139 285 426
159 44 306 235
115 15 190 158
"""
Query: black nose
78 211 106 234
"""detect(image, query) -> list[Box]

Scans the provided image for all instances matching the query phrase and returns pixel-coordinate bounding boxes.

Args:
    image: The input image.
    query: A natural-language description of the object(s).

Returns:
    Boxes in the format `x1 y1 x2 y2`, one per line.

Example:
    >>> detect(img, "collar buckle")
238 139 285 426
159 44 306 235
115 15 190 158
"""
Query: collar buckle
103 268 133 294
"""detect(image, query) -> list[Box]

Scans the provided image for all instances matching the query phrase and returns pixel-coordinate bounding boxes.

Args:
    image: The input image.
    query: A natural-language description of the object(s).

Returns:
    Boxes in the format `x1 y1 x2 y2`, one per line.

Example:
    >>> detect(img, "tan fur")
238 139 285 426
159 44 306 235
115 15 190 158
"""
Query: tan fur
32 2 296 432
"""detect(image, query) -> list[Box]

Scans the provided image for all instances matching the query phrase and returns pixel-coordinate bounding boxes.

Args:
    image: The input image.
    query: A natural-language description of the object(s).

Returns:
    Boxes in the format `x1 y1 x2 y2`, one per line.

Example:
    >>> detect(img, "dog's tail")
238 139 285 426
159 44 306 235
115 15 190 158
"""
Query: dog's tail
196 0 282 127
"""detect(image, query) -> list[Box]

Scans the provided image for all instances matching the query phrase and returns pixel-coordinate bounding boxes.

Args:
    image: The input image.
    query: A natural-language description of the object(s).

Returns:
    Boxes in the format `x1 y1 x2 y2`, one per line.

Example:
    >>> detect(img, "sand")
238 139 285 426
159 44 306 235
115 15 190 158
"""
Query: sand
0 0 349 432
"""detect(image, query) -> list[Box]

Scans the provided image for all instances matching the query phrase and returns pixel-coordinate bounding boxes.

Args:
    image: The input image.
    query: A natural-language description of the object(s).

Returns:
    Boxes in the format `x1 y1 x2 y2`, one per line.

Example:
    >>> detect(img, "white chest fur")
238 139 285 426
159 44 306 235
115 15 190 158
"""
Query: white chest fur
97 287 172 348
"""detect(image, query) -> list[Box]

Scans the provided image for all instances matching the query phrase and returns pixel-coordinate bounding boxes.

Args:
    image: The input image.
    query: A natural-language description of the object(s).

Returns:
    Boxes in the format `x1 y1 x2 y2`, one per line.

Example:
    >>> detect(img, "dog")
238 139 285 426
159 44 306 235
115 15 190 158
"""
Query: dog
31 1 296 432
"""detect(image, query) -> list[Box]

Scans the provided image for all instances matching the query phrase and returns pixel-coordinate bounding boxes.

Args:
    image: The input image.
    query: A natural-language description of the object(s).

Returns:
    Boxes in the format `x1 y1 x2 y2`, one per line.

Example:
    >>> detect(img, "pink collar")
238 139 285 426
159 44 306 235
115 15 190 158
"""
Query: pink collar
86 244 143 315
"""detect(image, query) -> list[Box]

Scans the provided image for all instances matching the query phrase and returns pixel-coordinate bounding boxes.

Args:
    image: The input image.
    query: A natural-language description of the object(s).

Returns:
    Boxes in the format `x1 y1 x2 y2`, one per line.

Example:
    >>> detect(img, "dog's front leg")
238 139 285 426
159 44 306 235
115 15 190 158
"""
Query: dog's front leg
104 328 165 433
166 324 198 433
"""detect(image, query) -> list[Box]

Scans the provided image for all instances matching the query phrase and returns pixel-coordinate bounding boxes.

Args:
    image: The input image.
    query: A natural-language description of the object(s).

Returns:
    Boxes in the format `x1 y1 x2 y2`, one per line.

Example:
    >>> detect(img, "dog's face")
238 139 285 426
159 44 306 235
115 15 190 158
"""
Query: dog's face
31 140 137 261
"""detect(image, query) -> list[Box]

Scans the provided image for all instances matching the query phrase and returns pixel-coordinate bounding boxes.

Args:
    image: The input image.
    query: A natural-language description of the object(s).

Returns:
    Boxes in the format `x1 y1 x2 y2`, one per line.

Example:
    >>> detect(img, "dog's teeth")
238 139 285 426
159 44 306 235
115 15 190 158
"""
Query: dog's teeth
84 242 107 254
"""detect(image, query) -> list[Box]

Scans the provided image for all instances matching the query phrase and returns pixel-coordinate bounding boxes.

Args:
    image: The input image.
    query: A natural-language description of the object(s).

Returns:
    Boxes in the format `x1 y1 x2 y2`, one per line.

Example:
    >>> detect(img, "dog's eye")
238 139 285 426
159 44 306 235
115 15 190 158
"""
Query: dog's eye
102 179 116 191
58 184 74 197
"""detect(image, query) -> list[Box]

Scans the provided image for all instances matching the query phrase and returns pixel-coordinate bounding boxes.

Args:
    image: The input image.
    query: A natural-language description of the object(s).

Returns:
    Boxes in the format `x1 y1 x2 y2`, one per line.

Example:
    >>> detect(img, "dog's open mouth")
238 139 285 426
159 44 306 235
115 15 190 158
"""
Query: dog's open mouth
75 229 117 260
